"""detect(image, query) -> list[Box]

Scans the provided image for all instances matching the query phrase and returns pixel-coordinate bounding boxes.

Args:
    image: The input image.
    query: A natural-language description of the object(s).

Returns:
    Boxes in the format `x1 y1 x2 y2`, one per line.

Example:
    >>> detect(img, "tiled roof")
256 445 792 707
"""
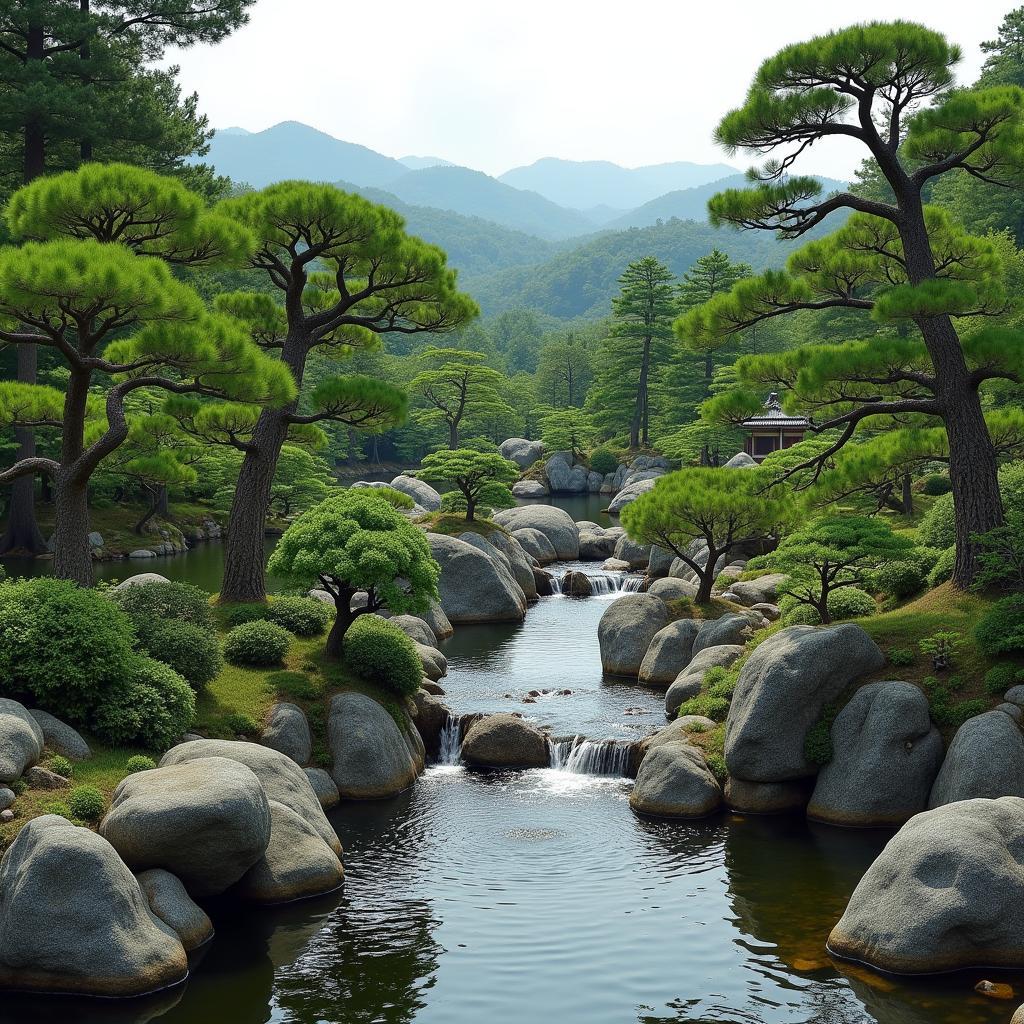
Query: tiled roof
740 392 810 428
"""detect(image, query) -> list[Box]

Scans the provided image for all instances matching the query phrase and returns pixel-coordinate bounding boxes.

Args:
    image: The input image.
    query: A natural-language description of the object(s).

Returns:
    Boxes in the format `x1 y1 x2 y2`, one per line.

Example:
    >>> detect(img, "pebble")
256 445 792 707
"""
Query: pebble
975 980 1015 1000
0 788 14 811
0 810 13 823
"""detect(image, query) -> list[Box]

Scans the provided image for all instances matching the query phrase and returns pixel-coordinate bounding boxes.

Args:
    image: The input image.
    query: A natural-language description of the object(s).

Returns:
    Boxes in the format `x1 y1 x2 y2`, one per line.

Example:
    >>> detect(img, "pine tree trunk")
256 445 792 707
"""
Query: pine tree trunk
325 595 358 659
51 475 93 586
901 471 913 516
630 337 651 450
449 421 459 449
24 22 46 180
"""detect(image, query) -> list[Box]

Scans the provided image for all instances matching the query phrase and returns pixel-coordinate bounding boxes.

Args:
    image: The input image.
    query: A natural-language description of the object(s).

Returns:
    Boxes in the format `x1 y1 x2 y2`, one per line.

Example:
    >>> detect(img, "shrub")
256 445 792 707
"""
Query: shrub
68 785 105 822
873 560 926 600
918 493 955 549
142 619 222 689
223 602 273 628
704 666 739 700
110 580 214 632
224 711 259 737
91 657 196 751
919 631 963 670
47 755 73 779
704 752 728 783
223 620 291 667
782 603 821 626
676 694 731 721
920 474 952 496
927 546 956 587
374 485 415 510
975 595 1024 658
125 754 157 773
804 721 833 766
268 670 325 701
0 577 137 722
589 447 618 476
985 664 1024 697
342 616 423 697
42 800 71 819
888 647 916 667
922 675 984 728
826 587 876 620
266 596 331 637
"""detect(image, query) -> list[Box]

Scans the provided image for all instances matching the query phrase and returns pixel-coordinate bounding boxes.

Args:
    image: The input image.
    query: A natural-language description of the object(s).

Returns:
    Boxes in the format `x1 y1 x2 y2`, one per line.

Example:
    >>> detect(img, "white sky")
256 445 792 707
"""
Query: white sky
167 0 1011 179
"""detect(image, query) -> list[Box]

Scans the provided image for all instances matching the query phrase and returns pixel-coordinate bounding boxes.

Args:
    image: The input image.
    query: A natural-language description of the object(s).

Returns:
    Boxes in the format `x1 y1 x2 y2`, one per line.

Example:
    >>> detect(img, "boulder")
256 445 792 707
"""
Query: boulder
389 474 442 511
647 577 699 604
560 570 593 597
27 709 90 760
24 766 68 790
587 470 603 492
0 788 13 811
630 745 722 818
578 531 616 560
724 777 811 814
329 693 422 799
0 699 44 784
234 799 344 905
751 602 781 622
513 527 558 564
493 505 580 560
411 689 450 753
304 768 340 810
725 624 886 783
416 642 448 681
664 645 745 717
928 711 1024 808
723 451 758 469
111 572 170 590
638 620 702 687
500 437 544 469
691 613 759 656
612 534 651 568
648 545 675 578
728 573 788 607
545 457 589 493
159 739 340 855
511 479 548 498
427 533 527 624
419 599 454 641
260 702 312 766
828 797 1024 973
388 614 437 648
808 682 944 826
607 477 658 515
0 816 187 996
488 530 540 601
598 594 670 677
460 713 549 768
630 455 671 472
136 868 213 951
129 549 157 558
641 716 716 755
602 557 631 572
100 757 272 898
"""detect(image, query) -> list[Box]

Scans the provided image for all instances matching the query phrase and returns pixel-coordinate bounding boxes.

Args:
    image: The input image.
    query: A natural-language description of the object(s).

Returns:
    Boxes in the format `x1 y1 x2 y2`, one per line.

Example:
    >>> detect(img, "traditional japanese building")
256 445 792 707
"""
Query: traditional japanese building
740 392 810 462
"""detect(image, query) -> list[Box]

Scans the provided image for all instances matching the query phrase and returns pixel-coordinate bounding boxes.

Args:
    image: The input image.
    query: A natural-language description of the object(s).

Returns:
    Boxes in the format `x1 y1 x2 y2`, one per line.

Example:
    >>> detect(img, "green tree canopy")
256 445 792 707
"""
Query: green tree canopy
418 448 519 521
537 407 597 463
621 467 796 602
267 490 440 657
534 333 593 408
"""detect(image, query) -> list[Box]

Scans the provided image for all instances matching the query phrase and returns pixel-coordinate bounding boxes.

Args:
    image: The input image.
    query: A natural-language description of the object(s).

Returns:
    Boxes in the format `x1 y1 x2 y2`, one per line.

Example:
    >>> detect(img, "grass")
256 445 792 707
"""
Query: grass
416 512 506 538
665 595 750 622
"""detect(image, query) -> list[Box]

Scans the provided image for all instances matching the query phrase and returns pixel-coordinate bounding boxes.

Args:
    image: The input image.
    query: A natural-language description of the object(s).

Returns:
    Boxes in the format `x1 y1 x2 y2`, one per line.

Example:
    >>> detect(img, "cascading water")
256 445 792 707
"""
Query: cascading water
437 714 463 766
548 736 633 777
550 571 644 596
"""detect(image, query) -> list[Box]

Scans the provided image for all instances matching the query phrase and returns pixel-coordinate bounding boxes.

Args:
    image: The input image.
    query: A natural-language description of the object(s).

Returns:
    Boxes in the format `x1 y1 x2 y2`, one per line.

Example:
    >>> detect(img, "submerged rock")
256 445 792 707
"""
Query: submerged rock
724 777 810 814
630 744 722 818
560 569 593 597
461 713 549 768
136 868 214 952
598 594 669 677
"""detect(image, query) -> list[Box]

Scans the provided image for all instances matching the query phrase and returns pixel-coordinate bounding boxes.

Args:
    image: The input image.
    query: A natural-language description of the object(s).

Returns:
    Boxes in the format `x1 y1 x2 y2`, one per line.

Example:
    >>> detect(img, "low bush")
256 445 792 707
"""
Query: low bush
91 657 196 751
922 674 984 728
873 559 927 600
224 711 260 737
125 754 157 774
110 580 214 632
67 785 105 822
918 493 956 550
676 694 730 721
266 596 331 637
985 664 1024 697
267 670 325 701
781 602 821 626
375 486 415 510
342 616 423 697
826 587 876 620
47 755 73 779
223 602 273 629
703 665 739 701
142 619 223 689
927 546 956 588
920 474 952 496
223 620 291 667
975 595 1024 658
887 647 916 667
589 447 618 476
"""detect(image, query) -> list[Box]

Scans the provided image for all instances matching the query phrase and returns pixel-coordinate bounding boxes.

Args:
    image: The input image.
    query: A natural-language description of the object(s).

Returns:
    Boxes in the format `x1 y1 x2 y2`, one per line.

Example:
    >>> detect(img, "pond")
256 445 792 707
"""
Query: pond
1 497 1021 1023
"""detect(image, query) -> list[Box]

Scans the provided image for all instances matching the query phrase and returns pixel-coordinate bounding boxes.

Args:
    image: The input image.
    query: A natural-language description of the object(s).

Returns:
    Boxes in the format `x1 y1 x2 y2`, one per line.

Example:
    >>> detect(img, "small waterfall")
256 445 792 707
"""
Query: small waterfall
548 574 562 595
437 714 462 766
553 571 644 596
548 736 632 777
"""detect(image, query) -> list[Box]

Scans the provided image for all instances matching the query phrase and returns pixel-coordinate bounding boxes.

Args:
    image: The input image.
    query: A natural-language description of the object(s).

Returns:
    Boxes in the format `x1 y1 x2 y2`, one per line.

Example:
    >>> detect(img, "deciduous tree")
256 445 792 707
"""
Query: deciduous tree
418 448 519 522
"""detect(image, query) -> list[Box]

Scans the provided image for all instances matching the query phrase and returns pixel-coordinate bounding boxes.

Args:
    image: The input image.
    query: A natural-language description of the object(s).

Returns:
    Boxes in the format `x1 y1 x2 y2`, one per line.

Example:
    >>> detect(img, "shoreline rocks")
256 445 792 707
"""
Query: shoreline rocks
461 714 549 769
428 533 528 623
630 744 721 818
598 595 669 677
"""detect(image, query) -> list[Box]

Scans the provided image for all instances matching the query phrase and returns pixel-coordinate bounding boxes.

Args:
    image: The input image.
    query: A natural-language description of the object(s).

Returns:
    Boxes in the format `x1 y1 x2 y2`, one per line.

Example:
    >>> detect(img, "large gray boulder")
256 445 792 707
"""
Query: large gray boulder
329 693 422 799
928 711 1024 808
0 699 44 784
723 451 758 469
630 744 722 818
598 594 670 677
488 530 540 601
513 527 558 564
110 572 170 590
724 777 810 814
136 868 214 952
546 457 589 493
260 702 312 766
416 642 448 681
419 599 454 641
638 619 702 687
647 577 699 604
427 533 527 623
100 757 272 898
607 477 658 515
27 709 90 760
493 505 580 559
390 474 442 511
234 799 344 905
0 816 188 996
728 573 788 607
461 713 549 768
500 437 544 469
691 613 759 656
665 644 745 717
159 739 341 856
725 625 885 782
511 479 548 498
808 682 944 826
828 797 1024 973
612 534 651 568
648 545 676 578
304 767 340 810
388 614 437 647
579 530 616 560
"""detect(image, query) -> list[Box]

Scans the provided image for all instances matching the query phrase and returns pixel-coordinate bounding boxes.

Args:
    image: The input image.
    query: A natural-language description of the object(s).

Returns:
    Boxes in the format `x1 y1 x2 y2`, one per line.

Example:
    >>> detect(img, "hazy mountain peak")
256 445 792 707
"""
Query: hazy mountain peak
400 155 455 170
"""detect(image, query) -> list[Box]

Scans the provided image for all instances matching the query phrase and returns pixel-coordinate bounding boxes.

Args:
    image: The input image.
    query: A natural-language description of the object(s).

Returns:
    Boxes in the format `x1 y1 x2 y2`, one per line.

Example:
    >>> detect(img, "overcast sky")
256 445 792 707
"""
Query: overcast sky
167 0 1012 178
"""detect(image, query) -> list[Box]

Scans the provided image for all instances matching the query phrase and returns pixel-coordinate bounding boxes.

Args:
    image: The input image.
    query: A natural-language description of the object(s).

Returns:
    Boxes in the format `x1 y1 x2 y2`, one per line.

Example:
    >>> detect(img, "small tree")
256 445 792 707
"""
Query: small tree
748 516 915 624
266 491 440 658
538 408 596 464
621 468 795 603
418 449 519 522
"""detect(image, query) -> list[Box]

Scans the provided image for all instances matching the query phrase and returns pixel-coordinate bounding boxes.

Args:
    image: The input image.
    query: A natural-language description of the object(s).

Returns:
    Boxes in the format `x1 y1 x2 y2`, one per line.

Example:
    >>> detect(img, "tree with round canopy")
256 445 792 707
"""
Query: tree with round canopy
211 182 478 604
621 467 796 604
418 448 519 522
537 407 597 464
267 490 441 658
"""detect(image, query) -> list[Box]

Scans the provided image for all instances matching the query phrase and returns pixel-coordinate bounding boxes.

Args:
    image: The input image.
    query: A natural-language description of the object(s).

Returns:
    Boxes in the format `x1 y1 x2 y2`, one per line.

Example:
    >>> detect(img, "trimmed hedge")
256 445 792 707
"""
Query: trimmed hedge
342 616 422 697
266 596 331 637
142 619 222 689
109 580 214 632
223 620 291 667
